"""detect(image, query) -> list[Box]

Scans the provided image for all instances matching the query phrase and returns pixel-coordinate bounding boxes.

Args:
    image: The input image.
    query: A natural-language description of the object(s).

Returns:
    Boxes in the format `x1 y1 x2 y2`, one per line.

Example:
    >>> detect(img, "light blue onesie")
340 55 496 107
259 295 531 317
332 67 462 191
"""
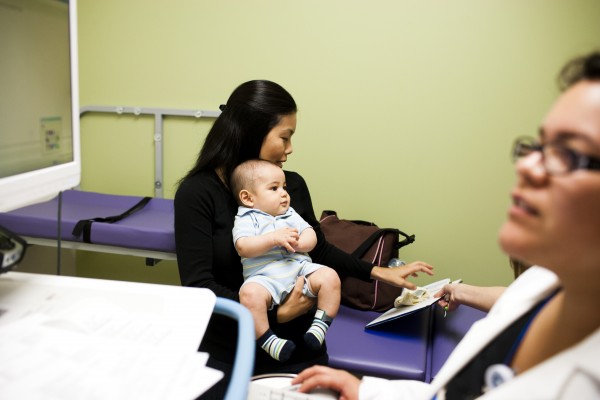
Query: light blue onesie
232 206 325 308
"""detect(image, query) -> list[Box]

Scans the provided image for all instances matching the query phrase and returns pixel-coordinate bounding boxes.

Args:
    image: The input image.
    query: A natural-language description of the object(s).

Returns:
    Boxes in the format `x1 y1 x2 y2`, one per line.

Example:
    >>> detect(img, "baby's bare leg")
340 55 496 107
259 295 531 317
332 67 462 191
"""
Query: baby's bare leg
239 282 272 338
240 281 295 362
304 267 341 350
306 267 341 318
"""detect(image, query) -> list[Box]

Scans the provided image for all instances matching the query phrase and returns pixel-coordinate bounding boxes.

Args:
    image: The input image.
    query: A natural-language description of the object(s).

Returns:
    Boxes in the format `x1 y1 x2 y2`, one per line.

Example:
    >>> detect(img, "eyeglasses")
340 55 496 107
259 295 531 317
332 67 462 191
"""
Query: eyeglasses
512 136 600 175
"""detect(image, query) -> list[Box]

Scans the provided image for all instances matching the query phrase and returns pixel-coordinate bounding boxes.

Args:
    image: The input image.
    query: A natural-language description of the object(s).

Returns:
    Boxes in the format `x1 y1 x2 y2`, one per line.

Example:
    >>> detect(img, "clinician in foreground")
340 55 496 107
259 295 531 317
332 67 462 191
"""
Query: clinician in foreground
292 51 600 399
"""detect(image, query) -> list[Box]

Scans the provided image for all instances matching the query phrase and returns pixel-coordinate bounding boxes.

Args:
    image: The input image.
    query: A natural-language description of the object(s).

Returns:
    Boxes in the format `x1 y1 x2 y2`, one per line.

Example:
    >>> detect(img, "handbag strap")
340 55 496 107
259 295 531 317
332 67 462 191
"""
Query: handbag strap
396 229 416 249
72 196 152 243
321 209 416 257
351 228 415 258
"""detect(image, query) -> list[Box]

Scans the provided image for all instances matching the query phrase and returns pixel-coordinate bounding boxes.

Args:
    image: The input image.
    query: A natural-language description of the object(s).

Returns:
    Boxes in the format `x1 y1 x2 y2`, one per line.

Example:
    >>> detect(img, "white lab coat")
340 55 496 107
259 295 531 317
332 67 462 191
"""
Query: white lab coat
359 266 600 399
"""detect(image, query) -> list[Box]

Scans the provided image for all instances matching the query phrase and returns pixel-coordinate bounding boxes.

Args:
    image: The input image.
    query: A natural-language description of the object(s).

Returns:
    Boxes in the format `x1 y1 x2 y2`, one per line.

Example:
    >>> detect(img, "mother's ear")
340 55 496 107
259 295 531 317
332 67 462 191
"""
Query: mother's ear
239 189 254 208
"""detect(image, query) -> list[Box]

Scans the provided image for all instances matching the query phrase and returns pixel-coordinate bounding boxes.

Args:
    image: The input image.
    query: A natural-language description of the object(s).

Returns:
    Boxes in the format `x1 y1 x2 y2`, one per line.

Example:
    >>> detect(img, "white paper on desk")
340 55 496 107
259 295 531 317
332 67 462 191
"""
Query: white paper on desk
0 315 224 400
0 272 221 399
366 278 453 329
0 272 215 352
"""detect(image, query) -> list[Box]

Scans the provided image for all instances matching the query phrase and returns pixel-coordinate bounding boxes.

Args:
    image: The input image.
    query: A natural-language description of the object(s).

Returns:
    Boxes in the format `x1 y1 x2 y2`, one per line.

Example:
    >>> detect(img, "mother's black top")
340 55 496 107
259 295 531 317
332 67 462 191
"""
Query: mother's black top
174 169 372 374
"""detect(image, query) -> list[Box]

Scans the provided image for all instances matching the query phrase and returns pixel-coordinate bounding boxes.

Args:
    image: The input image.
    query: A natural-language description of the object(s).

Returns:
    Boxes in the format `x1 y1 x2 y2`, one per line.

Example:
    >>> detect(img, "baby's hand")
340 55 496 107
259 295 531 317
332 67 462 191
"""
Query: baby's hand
272 228 299 252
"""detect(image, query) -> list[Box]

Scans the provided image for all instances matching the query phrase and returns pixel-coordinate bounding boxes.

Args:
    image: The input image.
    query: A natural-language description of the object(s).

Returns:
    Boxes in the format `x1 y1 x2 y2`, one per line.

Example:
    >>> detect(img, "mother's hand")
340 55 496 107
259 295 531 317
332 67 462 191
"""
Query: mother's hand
277 276 316 323
370 261 434 290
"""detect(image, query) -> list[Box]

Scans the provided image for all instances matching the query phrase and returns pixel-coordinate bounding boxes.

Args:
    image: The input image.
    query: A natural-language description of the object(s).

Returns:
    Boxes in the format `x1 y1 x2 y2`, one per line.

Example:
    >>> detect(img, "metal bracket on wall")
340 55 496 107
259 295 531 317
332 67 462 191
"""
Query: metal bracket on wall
80 105 220 198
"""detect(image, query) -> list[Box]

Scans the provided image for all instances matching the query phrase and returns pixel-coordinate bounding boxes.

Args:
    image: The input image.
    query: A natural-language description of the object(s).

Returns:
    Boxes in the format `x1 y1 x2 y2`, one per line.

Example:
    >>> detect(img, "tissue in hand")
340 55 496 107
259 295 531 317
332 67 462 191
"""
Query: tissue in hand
394 287 430 307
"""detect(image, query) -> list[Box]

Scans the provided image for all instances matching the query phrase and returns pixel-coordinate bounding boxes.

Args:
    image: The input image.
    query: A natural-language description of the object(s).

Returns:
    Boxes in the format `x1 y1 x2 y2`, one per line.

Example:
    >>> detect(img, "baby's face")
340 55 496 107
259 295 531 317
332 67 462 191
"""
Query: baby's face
251 164 290 216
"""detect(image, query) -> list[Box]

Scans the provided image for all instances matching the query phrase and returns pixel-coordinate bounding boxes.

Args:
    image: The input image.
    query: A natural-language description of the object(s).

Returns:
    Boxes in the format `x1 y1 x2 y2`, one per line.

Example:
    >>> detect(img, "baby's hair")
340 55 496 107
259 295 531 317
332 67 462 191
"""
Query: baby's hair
230 159 278 204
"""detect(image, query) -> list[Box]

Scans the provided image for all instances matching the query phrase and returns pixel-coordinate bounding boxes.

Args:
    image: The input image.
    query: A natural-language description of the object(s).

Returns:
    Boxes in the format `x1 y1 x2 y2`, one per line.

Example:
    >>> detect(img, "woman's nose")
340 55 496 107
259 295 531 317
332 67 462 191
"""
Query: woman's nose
516 151 548 185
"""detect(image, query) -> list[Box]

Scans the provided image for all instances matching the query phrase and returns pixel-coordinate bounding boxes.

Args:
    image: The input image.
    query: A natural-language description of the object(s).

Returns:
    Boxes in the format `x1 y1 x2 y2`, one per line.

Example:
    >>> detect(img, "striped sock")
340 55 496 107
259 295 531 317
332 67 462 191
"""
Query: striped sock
258 329 295 362
304 309 332 350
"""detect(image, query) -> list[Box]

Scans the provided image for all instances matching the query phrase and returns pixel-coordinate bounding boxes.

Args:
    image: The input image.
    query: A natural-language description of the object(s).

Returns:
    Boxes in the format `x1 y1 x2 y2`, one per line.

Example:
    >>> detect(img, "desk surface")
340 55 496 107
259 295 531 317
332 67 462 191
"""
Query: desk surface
0 271 220 399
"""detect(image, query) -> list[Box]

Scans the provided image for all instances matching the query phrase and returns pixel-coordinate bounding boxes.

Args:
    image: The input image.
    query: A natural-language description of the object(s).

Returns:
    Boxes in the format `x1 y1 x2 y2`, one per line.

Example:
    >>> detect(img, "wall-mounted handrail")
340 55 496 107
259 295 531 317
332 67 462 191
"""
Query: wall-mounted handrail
80 105 220 198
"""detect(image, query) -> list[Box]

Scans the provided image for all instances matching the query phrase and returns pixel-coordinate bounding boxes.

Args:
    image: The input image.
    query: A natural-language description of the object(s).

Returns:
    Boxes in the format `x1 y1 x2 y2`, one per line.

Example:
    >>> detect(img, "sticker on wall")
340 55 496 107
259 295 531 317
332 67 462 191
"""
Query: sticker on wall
41 116 62 153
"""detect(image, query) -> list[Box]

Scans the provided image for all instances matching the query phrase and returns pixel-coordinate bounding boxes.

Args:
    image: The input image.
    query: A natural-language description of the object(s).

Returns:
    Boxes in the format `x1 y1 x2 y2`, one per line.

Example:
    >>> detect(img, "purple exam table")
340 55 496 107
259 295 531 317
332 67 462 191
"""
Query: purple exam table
427 302 487 381
327 303 485 382
327 304 433 380
0 190 176 265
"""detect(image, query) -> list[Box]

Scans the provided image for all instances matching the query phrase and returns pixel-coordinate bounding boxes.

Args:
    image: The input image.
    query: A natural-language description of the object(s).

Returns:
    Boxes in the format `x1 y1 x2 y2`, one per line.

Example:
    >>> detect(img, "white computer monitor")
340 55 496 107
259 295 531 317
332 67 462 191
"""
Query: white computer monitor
0 0 80 213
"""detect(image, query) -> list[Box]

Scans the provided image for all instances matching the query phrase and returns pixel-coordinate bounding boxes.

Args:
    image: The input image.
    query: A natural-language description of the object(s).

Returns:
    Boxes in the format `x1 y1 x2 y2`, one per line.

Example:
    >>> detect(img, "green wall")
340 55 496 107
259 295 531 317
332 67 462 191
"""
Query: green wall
75 0 600 287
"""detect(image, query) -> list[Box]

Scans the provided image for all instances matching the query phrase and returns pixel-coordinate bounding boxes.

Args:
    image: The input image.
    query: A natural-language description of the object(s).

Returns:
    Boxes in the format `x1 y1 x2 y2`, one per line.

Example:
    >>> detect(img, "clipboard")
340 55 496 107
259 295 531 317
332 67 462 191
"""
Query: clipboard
365 278 461 329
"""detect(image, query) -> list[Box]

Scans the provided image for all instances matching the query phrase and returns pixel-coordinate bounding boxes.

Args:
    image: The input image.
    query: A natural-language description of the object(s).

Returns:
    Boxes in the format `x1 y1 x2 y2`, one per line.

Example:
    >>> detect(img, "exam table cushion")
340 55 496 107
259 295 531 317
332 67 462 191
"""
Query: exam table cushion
428 304 487 381
0 190 175 253
327 304 431 381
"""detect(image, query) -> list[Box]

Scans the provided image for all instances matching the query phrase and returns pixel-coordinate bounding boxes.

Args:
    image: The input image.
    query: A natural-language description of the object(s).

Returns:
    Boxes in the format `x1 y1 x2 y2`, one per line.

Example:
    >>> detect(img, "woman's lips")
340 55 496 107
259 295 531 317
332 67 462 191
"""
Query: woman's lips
511 193 539 217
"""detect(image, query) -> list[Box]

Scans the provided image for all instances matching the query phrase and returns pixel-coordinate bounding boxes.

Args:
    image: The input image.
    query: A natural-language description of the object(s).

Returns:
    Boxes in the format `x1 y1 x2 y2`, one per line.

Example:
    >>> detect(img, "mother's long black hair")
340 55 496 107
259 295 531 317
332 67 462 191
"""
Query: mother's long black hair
180 80 297 189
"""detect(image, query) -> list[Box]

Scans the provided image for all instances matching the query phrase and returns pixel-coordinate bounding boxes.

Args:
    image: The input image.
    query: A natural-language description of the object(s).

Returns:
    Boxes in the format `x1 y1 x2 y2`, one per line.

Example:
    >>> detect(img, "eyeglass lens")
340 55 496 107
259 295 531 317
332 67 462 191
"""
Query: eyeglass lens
513 138 571 174
513 137 600 174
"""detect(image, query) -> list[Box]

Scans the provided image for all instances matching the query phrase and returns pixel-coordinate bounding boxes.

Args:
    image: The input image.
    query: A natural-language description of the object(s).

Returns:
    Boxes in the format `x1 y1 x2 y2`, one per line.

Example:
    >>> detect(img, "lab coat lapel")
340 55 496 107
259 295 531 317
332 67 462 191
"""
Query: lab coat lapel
428 267 560 395
479 328 600 399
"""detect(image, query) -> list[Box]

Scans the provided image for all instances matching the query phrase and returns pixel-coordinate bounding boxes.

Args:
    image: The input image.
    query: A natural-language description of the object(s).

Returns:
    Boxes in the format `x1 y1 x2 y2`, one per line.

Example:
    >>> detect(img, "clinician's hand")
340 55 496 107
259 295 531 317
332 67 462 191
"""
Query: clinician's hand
277 276 316 323
434 283 506 313
292 365 359 400
370 261 434 290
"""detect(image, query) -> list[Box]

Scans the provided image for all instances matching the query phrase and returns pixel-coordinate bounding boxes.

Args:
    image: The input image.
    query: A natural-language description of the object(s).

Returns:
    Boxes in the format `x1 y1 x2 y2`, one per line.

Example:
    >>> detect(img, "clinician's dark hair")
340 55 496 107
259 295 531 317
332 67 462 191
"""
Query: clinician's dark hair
180 80 297 189
558 51 600 91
